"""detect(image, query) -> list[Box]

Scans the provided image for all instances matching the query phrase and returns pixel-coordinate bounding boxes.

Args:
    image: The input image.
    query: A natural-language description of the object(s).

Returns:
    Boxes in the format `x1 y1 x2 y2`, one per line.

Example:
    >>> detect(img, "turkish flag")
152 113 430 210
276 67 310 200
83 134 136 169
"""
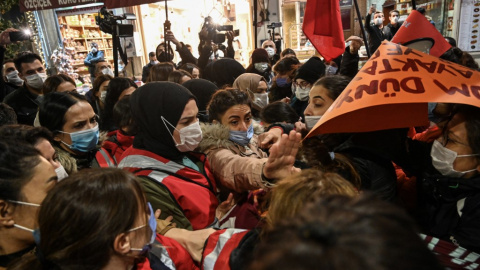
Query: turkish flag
302 0 345 62
391 10 451 57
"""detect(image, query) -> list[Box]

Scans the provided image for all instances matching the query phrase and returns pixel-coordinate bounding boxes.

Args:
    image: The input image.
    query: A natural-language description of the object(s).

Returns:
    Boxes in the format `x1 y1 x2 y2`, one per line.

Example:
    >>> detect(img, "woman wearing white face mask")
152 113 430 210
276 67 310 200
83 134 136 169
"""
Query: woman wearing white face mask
232 73 269 120
0 140 57 269
413 104 480 253
290 57 326 120
39 92 102 175
118 82 219 231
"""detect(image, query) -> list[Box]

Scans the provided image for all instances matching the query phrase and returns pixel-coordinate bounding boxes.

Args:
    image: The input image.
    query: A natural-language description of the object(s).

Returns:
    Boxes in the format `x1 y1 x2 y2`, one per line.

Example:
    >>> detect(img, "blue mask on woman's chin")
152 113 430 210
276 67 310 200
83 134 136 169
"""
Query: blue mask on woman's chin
276 77 289 87
229 124 254 146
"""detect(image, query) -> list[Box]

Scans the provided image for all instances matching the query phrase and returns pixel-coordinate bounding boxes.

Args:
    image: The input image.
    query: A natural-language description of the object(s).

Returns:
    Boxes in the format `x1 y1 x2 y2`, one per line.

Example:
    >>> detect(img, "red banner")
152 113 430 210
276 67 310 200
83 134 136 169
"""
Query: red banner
302 0 345 62
306 41 480 138
391 10 451 57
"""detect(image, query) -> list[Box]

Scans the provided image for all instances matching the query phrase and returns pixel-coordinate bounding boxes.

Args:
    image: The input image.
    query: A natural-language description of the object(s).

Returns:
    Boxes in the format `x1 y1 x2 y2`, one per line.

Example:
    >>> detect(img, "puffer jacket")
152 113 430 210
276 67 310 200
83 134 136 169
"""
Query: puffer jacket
197 123 268 192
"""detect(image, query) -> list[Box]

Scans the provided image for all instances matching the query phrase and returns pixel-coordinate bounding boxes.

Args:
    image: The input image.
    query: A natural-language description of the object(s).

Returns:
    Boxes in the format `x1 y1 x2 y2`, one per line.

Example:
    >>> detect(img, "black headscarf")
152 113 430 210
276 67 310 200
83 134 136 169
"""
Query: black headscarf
202 58 245 88
130 82 196 160
182 79 218 113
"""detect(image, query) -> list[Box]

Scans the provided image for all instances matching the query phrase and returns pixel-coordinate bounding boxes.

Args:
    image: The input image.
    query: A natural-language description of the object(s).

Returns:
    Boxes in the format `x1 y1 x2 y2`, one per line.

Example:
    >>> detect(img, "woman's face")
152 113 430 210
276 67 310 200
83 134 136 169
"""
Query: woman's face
172 99 199 143
437 113 480 178
192 68 200 79
95 80 110 99
55 101 97 148
119 86 136 101
56 82 76 93
257 81 268 94
220 104 252 132
304 85 335 116
10 156 57 243
35 138 61 169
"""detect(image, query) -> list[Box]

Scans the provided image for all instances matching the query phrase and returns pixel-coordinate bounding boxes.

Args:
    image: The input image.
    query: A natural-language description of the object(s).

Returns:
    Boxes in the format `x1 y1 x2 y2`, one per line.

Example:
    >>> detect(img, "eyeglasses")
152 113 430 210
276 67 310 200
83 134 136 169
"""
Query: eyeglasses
293 81 311 90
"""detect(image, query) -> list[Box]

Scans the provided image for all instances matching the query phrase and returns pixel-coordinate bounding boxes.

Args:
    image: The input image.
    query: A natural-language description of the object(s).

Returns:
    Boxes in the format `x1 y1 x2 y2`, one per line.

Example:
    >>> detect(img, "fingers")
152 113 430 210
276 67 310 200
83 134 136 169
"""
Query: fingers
154 209 161 219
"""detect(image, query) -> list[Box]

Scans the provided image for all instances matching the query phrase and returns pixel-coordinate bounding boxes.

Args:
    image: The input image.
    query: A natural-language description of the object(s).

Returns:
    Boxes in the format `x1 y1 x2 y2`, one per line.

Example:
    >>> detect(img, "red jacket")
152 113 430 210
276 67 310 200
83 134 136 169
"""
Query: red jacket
119 147 218 230
201 229 249 270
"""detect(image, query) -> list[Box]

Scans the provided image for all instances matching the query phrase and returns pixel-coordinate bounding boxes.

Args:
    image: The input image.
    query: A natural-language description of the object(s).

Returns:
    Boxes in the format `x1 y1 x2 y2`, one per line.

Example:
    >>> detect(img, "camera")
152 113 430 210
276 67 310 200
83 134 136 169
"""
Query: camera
9 30 32 42
96 7 135 37
267 22 282 29
202 16 238 44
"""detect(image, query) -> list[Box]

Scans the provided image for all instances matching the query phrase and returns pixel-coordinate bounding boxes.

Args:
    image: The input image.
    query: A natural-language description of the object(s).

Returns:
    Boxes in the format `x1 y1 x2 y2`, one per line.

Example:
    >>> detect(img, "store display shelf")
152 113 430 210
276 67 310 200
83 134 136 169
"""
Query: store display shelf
76 50 88 53
83 25 99 28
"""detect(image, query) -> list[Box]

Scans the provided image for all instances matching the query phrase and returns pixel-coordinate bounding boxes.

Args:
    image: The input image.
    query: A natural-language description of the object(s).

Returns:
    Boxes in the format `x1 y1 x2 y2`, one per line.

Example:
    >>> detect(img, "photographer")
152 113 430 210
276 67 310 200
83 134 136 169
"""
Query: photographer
197 17 236 71
165 30 197 67
84 42 105 80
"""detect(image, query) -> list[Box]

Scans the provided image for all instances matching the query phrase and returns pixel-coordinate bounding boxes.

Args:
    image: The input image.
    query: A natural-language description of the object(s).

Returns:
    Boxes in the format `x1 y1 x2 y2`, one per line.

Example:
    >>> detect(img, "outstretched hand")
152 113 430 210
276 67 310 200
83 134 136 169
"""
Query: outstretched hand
0 28 17 46
263 130 301 180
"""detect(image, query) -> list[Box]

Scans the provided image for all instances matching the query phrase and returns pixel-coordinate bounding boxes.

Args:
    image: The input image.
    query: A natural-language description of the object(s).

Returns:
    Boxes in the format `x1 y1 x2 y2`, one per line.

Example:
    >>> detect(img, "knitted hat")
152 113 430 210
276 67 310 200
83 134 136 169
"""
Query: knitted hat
251 48 270 64
294 56 326 84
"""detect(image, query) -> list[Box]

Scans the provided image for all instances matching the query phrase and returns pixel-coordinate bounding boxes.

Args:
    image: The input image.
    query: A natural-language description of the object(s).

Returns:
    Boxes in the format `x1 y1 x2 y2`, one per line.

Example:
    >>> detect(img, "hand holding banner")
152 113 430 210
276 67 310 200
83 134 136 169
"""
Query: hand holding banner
306 41 480 138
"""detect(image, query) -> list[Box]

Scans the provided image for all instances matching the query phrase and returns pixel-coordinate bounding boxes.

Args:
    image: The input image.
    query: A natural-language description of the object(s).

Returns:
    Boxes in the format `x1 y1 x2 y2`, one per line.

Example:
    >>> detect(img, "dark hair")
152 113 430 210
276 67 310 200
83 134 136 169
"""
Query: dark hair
13 51 43 73
417 7 426 14
0 103 17 126
148 51 156 57
207 88 252 122
0 140 41 202
0 124 54 146
101 77 137 131
179 63 200 76
260 101 299 125
42 74 76 95
147 62 175 82
280 48 296 58
389 9 399 15
3 58 14 65
273 57 300 74
9 168 149 270
39 92 87 136
168 70 192 84
440 47 479 70
449 104 480 161
113 96 136 135
91 74 113 102
312 75 351 100
444 36 457 47
251 194 444 270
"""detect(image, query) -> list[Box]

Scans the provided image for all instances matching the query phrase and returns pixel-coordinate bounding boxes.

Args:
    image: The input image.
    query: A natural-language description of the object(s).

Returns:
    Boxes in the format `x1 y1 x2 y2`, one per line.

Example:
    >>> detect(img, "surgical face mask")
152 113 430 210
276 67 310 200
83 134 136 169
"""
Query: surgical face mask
91 47 98 53
254 62 269 73
55 165 69 181
430 140 479 178
215 50 224 59
59 124 99 153
6 70 24 86
129 202 157 255
162 116 203 152
374 17 384 26
100 91 107 103
391 16 399 24
325 65 338 76
265 47 275 57
150 60 159 65
253 92 269 109
25 73 47 90
305 115 322 130
8 200 41 233
102 67 114 77
276 77 289 87
295 86 311 101
229 124 254 146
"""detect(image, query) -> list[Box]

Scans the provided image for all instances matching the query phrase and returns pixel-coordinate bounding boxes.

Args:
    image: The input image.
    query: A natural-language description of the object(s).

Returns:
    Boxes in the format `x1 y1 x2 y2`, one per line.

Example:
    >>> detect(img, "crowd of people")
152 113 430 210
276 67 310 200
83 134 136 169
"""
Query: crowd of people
1 8 480 270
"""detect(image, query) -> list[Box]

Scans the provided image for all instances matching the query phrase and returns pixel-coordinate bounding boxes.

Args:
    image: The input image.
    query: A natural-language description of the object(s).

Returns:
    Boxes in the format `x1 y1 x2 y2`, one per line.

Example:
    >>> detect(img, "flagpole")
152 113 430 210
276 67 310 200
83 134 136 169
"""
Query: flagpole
353 0 371 58
254 0 258 48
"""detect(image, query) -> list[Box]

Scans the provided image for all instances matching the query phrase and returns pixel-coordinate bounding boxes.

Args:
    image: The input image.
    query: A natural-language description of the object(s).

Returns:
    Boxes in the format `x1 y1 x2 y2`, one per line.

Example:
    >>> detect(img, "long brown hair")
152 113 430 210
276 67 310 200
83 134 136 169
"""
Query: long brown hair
9 168 149 270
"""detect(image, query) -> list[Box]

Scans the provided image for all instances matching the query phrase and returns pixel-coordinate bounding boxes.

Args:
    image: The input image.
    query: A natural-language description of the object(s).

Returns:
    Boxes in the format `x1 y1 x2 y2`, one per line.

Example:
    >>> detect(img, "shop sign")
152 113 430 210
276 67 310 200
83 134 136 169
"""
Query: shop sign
20 0 100 11
306 41 480 137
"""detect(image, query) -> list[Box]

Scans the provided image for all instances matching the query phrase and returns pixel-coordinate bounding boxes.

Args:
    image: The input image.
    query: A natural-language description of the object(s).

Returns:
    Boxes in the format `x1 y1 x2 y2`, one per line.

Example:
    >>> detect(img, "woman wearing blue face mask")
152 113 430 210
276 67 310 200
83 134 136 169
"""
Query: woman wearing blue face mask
0 140 57 269
8 168 171 270
39 92 102 175
198 88 301 194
